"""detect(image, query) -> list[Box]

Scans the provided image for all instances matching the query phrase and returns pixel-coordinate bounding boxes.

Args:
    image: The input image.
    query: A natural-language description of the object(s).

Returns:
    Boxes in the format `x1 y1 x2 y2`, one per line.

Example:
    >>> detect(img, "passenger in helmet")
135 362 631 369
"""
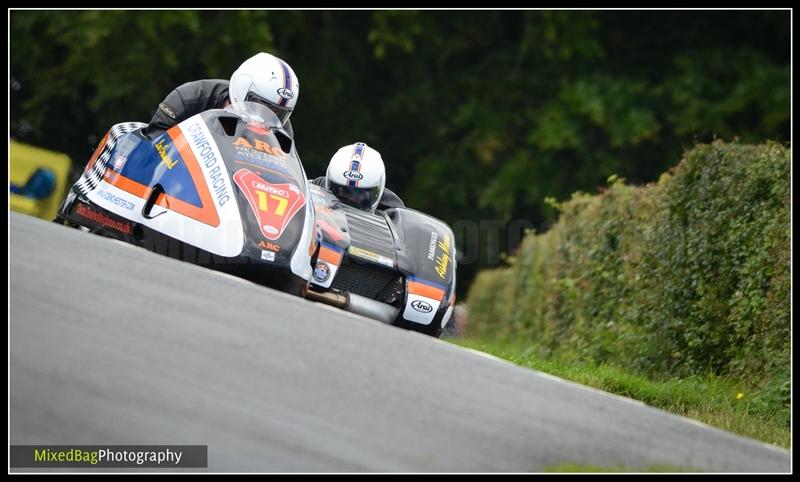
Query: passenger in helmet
311 142 405 213
143 52 300 138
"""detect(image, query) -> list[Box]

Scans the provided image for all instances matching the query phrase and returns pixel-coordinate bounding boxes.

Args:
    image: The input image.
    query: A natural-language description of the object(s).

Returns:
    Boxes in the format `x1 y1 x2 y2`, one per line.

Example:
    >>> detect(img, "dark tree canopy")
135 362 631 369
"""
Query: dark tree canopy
10 10 790 294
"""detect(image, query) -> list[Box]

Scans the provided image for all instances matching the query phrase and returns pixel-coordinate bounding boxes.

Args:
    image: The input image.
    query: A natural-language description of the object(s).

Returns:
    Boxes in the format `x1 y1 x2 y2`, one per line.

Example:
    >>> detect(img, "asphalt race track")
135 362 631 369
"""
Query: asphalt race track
9 212 791 472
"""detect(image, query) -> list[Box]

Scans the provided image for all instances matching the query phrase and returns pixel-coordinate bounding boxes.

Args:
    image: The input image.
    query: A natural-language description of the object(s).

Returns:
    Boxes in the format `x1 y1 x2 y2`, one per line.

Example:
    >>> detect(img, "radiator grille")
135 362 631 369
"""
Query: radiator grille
342 206 397 261
331 258 402 302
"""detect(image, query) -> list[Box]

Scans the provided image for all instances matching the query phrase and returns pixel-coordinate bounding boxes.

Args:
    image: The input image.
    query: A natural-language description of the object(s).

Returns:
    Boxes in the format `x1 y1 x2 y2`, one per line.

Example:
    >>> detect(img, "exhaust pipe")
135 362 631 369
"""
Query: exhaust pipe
304 289 348 309
305 289 399 324
348 293 400 324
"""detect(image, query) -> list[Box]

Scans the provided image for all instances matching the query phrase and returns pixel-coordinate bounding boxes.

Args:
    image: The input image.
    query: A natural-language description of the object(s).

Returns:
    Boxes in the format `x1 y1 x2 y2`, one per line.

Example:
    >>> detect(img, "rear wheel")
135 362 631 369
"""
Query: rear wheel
415 323 443 338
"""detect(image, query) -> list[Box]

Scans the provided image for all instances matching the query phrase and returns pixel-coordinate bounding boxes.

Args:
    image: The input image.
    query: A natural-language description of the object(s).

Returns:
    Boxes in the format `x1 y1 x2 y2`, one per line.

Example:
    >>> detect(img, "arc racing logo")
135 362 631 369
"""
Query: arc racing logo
259 240 280 252
233 137 286 158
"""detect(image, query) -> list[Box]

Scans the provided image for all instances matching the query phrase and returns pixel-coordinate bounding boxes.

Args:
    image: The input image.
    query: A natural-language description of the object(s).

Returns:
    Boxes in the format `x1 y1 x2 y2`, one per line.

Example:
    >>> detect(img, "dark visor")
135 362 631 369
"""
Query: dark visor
244 92 293 125
330 184 381 211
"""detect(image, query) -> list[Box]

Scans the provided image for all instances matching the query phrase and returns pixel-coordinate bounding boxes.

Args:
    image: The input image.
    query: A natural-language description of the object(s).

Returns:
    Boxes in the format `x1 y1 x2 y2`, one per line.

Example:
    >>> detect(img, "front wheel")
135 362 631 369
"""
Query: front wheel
53 189 80 227
53 214 79 228
393 317 443 338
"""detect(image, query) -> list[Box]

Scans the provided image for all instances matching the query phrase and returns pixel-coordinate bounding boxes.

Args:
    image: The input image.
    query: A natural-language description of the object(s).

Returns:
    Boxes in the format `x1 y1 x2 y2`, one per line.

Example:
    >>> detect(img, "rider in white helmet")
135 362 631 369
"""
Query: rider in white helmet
228 52 299 126
312 142 405 212
145 52 300 136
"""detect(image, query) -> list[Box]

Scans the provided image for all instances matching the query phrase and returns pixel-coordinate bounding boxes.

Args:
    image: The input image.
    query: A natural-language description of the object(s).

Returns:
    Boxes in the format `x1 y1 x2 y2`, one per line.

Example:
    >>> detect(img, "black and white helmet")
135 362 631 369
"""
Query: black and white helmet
325 142 386 213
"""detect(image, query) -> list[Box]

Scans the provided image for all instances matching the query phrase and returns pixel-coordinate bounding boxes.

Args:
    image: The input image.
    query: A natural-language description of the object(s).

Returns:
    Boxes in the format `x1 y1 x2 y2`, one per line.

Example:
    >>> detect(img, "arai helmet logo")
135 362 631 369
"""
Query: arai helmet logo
277 88 294 100
343 170 363 181
411 300 433 313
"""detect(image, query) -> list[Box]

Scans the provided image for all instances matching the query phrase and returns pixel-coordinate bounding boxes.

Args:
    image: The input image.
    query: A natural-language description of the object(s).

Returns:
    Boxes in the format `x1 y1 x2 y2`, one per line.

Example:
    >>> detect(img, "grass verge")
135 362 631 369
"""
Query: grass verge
449 337 790 449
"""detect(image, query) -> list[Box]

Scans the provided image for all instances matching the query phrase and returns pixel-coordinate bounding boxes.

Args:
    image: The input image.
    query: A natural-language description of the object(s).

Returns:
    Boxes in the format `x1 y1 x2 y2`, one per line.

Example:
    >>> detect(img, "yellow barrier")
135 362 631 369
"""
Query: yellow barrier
9 140 72 220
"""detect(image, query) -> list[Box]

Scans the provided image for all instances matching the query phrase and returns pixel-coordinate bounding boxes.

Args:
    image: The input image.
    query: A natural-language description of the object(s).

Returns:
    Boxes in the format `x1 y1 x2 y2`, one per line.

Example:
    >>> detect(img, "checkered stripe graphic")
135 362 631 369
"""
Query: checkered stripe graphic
75 122 147 195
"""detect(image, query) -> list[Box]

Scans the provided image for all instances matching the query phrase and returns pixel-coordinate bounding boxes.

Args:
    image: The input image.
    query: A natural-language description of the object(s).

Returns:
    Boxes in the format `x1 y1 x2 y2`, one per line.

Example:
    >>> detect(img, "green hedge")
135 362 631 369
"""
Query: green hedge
466 141 790 403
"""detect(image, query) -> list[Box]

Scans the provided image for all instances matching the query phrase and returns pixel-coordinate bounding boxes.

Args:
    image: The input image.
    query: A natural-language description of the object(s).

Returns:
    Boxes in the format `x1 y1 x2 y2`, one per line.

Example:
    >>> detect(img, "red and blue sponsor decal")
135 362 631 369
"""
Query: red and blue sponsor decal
233 168 306 240
103 126 221 227
114 136 202 207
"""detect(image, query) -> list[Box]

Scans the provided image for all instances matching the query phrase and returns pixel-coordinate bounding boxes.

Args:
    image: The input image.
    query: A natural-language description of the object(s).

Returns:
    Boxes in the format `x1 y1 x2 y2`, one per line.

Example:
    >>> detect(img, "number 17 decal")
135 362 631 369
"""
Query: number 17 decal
233 169 306 240
255 190 288 215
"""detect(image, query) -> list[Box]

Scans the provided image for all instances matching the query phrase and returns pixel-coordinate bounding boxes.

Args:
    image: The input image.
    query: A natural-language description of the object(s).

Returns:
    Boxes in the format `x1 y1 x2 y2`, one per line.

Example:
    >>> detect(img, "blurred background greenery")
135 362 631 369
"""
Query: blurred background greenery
9 10 790 295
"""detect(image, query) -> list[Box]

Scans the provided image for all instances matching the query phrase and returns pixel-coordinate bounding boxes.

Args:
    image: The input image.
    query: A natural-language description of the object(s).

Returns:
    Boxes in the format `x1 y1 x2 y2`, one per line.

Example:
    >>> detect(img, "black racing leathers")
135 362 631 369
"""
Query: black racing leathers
144 79 294 137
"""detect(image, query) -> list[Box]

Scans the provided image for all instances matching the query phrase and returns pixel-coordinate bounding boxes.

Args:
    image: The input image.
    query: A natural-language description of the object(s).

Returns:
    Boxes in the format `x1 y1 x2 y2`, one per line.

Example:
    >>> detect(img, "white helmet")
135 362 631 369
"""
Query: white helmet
326 142 386 212
229 52 300 125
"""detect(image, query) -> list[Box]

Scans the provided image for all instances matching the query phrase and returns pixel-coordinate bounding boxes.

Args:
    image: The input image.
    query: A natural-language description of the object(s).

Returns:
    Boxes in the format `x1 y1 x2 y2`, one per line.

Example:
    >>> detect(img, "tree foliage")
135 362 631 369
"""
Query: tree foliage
10 10 790 293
